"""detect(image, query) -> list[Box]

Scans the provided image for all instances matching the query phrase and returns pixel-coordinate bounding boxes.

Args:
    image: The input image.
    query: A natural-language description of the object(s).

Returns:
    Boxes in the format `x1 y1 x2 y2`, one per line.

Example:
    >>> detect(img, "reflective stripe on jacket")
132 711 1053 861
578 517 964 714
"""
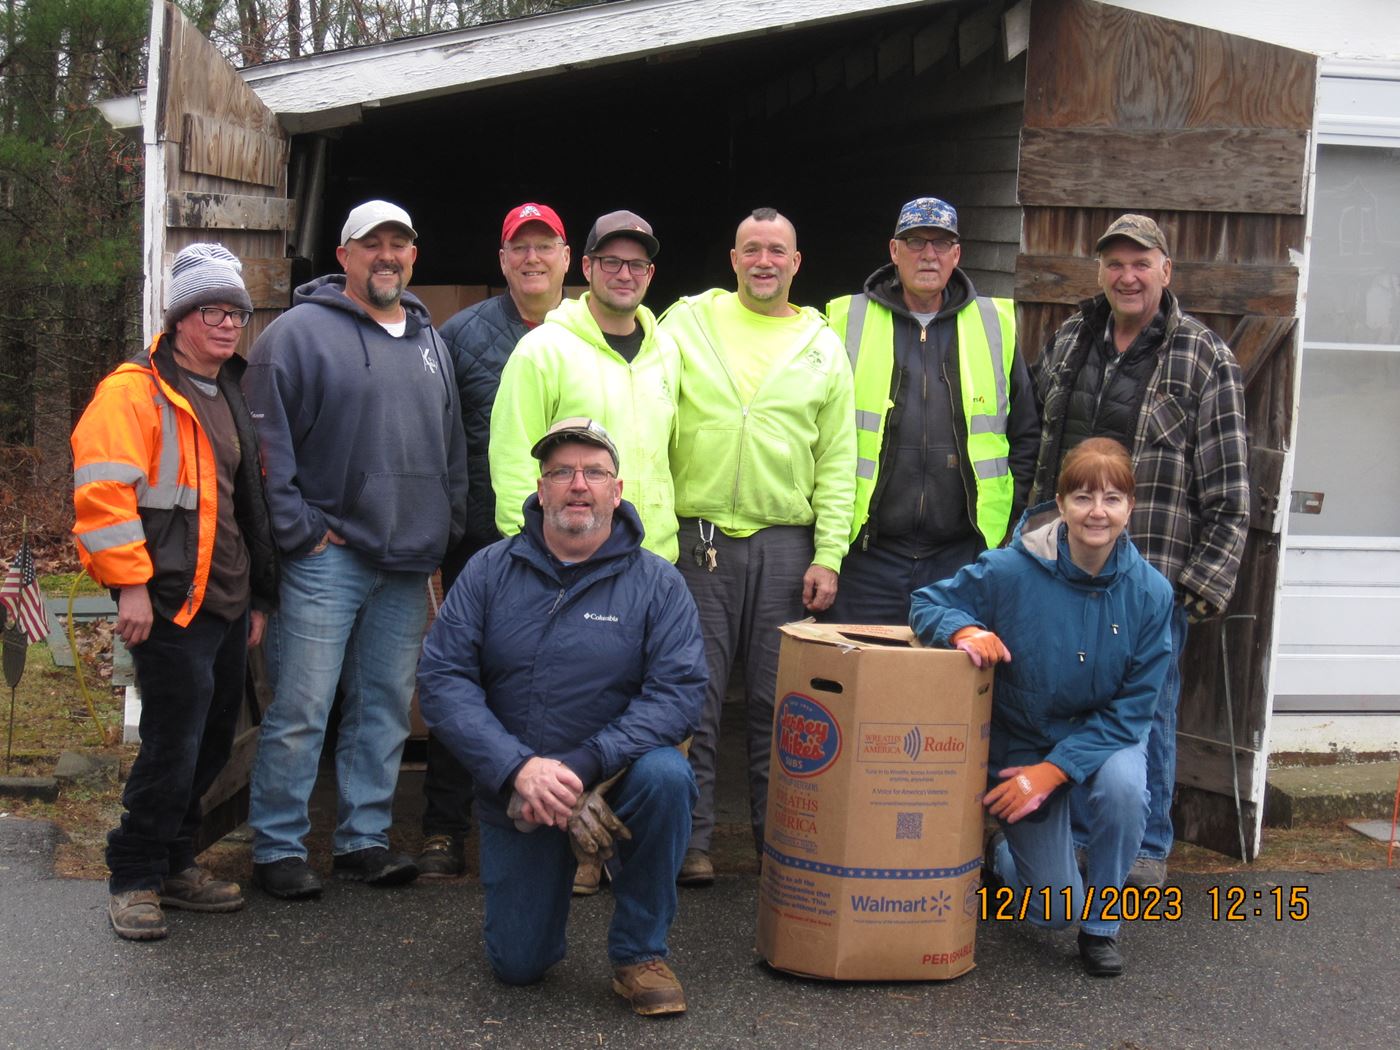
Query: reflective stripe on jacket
73 332 278 626
827 292 1017 548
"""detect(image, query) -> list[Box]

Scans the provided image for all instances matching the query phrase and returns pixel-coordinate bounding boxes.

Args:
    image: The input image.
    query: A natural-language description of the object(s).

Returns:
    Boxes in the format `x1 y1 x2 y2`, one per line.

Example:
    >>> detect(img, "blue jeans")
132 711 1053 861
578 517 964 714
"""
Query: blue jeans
107 609 248 893
478 748 696 984
1141 606 1188 860
825 536 984 626
988 744 1148 937
249 544 428 862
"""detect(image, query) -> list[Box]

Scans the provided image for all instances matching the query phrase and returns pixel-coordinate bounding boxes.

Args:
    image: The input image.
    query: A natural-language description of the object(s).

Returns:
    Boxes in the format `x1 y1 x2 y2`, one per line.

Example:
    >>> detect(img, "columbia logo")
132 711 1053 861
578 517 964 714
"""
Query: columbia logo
583 612 619 623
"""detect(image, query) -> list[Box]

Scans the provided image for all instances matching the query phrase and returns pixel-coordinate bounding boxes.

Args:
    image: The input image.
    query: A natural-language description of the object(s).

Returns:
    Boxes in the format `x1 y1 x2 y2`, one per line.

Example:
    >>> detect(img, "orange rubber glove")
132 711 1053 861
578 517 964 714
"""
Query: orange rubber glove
984 762 1069 823
951 625 1012 668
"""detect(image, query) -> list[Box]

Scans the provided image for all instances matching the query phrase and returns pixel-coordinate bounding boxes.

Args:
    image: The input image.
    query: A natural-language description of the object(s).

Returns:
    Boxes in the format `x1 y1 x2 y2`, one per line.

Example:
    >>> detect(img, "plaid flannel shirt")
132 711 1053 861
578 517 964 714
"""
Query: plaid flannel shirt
1029 290 1250 615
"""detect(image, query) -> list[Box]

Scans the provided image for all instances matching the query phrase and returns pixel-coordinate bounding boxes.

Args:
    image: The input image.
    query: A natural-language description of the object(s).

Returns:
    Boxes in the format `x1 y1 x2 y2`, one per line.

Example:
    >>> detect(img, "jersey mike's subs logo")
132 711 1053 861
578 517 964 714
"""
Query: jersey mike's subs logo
776 693 842 778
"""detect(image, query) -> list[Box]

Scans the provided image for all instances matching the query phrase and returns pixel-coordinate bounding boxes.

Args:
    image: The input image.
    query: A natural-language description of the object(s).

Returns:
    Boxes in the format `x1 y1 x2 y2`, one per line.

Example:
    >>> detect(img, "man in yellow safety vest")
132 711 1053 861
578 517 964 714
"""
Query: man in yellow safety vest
825 196 1039 624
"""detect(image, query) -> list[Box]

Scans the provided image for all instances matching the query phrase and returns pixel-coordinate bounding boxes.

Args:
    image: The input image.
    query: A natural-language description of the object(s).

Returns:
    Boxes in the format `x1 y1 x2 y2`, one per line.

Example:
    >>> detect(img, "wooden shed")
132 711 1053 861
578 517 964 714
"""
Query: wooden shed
102 0 1400 858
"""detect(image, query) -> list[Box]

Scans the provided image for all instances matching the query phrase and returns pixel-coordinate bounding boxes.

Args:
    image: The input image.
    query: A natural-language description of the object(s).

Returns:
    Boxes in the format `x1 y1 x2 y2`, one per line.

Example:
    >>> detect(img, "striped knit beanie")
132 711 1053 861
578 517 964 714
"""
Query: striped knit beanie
163 243 253 330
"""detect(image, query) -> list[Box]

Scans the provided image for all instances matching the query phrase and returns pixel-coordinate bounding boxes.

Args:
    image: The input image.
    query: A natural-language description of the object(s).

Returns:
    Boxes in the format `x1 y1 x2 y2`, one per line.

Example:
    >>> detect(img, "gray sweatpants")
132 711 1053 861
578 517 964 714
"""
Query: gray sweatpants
675 517 813 854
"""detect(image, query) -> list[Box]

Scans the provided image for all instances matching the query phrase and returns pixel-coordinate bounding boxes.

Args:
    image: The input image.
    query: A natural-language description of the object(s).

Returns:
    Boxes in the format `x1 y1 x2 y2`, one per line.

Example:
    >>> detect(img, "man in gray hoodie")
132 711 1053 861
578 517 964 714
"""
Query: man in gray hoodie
243 200 468 900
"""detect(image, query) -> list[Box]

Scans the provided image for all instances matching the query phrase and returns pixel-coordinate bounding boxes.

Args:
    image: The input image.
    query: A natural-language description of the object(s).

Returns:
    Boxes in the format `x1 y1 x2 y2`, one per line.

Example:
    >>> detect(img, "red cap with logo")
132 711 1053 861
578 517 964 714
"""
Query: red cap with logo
501 203 566 246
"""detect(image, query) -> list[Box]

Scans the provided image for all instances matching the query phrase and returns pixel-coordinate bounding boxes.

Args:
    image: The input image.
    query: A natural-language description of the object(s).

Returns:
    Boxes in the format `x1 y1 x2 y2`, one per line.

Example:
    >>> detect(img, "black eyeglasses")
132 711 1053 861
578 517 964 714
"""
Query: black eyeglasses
592 255 652 276
900 236 959 256
541 466 616 486
198 307 253 328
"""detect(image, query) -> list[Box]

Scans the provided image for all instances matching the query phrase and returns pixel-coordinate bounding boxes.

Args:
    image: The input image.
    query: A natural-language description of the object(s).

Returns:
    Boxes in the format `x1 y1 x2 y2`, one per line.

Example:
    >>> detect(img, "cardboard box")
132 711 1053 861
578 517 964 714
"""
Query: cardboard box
755 622 993 981
412 285 490 327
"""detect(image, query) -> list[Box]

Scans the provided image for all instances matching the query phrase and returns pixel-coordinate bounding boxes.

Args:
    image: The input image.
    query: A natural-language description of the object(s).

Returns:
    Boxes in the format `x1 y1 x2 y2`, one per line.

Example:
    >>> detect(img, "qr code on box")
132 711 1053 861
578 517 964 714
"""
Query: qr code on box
895 811 922 840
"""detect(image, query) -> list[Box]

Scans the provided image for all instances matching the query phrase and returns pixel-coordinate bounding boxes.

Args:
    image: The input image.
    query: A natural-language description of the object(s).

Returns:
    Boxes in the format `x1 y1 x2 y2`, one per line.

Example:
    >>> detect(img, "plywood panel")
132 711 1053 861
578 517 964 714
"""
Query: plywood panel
181 113 287 187
167 191 294 231
1019 127 1308 214
158 4 282 140
1024 0 1313 131
154 2 289 351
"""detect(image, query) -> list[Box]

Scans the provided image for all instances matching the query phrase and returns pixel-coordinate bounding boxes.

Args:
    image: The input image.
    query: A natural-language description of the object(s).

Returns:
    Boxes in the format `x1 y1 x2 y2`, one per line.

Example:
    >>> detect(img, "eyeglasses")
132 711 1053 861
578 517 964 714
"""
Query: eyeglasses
198 307 253 328
900 235 959 255
541 466 616 486
592 255 652 276
505 240 564 259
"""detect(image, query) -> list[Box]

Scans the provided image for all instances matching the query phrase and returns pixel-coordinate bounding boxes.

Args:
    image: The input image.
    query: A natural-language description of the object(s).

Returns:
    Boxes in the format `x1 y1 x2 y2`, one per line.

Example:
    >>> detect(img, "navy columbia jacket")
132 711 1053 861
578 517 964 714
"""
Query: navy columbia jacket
416 494 706 828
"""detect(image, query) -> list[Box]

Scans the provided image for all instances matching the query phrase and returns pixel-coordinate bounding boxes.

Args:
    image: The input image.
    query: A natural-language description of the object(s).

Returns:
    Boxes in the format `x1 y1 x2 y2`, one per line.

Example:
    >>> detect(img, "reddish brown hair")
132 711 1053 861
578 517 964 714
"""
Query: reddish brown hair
1057 437 1136 499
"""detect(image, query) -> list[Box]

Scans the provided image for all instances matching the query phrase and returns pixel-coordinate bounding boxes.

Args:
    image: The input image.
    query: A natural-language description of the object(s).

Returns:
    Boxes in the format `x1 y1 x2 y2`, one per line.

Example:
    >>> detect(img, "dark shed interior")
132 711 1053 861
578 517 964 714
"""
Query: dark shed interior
290 0 1026 314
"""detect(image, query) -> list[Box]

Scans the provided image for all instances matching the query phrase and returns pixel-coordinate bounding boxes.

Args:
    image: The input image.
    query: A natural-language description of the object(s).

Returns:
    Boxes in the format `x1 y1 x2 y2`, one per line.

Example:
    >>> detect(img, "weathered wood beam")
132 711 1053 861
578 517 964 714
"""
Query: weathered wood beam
167 191 294 231
1018 127 1309 214
1175 732 1260 801
1228 315 1298 388
1014 255 1298 316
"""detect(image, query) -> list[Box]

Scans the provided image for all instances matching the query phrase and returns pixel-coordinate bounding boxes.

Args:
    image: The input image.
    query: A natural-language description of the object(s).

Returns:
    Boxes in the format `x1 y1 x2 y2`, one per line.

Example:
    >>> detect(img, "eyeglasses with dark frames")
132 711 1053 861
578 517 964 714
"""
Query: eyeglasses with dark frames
198 307 253 328
899 235 959 256
591 255 652 277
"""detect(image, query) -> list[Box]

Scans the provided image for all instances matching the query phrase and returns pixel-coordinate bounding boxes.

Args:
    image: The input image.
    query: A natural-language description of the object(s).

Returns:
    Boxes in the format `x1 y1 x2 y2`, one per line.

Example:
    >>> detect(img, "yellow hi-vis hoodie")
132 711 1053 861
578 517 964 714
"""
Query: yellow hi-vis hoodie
659 289 856 572
490 293 681 563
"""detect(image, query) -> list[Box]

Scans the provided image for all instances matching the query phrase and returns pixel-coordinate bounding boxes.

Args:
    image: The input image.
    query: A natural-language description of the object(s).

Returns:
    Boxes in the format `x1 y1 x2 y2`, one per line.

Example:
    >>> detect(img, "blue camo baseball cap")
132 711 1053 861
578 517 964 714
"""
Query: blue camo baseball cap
893 196 959 239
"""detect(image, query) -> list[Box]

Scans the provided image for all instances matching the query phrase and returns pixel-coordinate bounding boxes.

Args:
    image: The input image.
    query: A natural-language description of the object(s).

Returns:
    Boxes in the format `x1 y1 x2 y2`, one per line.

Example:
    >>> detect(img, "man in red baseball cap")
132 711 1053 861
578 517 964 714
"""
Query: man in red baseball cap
421 203 572 878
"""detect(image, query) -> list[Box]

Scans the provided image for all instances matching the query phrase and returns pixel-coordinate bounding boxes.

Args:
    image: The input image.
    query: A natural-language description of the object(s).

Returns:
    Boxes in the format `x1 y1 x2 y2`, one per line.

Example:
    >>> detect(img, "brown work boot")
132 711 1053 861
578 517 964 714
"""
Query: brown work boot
612 959 686 1016
160 866 245 913
573 855 603 896
109 890 168 941
677 848 714 887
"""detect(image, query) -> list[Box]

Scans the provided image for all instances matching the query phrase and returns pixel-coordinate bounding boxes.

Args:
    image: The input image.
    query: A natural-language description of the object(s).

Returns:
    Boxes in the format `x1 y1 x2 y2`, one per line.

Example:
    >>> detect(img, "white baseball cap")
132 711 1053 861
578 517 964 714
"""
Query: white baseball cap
341 200 418 245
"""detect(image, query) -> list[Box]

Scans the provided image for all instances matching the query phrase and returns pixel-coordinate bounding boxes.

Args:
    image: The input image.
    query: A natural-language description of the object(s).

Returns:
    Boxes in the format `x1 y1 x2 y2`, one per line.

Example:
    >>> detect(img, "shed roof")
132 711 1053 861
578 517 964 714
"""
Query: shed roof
246 0 944 132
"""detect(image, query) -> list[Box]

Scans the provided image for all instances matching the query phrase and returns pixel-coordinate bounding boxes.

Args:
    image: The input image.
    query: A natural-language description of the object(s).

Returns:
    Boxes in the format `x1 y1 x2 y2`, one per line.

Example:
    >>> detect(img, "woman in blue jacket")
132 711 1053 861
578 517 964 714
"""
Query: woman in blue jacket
910 438 1174 977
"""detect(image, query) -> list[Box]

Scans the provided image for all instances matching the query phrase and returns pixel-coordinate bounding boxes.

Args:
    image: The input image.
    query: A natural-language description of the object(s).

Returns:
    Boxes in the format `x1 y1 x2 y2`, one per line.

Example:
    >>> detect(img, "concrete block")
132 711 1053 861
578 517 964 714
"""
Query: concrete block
0 776 60 802
53 751 119 787
1263 761 1400 827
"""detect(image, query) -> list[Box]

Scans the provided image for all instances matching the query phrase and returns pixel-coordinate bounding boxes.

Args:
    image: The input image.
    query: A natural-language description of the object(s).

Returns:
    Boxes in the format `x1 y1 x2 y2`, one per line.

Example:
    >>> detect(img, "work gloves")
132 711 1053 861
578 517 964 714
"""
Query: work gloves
567 788 632 863
984 762 1069 823
1182 592 1214 625
951 625 1012 668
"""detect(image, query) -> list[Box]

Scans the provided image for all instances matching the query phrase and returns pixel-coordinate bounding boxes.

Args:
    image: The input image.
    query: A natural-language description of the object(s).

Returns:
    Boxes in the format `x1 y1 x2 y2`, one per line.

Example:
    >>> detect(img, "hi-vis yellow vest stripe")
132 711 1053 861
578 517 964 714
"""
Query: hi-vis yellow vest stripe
827 293 1016 547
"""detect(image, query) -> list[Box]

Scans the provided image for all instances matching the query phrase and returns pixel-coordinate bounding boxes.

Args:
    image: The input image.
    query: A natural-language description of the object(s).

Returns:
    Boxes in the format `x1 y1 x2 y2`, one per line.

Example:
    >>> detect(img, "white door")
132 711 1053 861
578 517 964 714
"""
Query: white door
1274 71 1400 750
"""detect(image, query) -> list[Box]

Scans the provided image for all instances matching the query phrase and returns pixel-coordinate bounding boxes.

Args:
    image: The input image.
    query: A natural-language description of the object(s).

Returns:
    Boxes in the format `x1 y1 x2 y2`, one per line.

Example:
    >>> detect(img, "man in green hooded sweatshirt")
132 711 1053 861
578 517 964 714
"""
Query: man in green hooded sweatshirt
659 207 856 885
490 210 680 566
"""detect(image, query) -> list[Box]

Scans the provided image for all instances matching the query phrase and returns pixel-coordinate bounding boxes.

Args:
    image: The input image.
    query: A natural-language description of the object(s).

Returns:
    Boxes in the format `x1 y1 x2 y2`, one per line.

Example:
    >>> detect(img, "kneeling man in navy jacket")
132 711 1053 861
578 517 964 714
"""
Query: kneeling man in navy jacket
418 418 705 1017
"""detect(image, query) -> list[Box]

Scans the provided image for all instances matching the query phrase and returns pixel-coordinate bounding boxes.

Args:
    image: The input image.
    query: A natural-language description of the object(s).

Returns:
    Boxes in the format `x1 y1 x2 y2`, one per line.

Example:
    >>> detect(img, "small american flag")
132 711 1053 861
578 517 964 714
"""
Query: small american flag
0 535 48 644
